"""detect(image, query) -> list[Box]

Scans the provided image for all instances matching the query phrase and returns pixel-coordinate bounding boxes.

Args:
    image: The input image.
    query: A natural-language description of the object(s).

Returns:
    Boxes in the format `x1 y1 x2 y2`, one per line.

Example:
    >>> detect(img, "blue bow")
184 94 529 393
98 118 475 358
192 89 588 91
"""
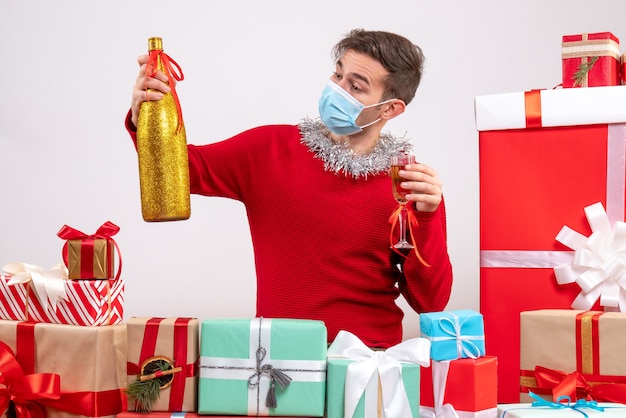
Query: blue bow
529 391 605 417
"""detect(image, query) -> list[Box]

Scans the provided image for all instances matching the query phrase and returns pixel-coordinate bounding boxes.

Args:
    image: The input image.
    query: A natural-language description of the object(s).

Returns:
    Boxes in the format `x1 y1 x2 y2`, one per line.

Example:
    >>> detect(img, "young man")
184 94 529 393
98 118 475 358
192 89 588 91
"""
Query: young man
126 29 452 348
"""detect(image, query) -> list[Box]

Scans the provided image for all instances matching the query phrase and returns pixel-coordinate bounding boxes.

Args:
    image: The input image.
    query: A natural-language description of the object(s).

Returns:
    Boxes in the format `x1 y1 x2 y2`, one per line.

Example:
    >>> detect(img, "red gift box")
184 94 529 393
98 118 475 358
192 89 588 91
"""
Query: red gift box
57 221 122 280
562 32 620 88
475 87 626 403
420 356 497 416
126 317 199 412
0 264 124 326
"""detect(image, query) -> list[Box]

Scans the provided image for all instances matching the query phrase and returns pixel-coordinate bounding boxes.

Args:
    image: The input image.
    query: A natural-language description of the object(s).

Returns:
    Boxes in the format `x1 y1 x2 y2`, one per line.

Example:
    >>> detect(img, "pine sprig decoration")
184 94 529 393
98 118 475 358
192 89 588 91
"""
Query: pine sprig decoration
573 56 599 87
126 357 181 413
126 377 162 413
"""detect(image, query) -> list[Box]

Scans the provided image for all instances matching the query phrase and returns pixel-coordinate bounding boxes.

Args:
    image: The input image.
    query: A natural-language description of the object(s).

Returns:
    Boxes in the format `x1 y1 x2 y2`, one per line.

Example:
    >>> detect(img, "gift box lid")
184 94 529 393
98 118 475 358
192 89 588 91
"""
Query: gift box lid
475 86 626 131
562 31 620 53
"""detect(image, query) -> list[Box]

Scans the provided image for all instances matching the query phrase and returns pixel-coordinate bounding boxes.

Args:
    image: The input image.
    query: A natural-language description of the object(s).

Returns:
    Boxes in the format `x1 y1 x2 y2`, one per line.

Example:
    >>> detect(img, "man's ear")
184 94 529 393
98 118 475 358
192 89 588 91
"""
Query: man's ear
381 99 406 120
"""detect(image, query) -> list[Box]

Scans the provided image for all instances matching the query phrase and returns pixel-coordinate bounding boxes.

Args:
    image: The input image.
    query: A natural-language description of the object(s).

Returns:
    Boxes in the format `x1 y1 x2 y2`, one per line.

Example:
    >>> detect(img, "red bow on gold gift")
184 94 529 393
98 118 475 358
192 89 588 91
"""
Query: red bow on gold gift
57 221 123 280
535 365 626 404
0 341 61 418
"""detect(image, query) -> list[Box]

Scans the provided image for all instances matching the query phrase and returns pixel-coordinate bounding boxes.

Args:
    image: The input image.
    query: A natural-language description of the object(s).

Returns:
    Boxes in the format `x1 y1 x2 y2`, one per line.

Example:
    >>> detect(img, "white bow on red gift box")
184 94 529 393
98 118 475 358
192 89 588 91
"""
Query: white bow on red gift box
2 261 69 310
554 202 626 311
419 360 460 418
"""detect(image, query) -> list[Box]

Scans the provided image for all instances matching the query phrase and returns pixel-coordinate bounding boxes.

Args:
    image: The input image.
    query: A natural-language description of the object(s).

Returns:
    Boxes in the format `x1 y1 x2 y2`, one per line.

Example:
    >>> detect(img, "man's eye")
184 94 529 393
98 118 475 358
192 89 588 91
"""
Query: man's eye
332 72 341 80
351 84 361 92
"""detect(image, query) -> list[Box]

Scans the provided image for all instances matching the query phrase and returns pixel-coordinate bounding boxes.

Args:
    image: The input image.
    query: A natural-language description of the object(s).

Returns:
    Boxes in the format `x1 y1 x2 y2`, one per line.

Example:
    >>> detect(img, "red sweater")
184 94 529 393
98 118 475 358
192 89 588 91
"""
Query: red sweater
128 116 452 348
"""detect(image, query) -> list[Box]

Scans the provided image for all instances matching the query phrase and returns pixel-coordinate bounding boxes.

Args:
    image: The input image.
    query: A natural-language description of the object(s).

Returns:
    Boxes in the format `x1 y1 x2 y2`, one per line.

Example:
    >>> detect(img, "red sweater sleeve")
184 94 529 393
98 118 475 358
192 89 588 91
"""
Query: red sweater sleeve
398 198 453 313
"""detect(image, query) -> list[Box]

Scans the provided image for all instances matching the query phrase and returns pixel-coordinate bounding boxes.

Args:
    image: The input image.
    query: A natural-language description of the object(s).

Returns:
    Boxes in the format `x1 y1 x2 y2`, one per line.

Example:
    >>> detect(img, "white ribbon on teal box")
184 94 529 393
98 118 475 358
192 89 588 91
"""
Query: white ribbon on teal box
198 317 327 416
419 310 485 361
326 330 431 418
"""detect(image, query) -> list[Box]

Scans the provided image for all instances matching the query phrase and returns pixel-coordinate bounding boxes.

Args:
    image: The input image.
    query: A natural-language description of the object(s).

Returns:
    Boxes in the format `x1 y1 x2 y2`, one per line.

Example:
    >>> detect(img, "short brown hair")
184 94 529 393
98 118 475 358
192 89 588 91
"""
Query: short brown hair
332 29 425 105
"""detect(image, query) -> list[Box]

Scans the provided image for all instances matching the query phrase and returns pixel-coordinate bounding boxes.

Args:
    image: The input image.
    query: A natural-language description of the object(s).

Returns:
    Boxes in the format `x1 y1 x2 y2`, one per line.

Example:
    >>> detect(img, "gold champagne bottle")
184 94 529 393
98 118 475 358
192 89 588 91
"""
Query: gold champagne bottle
136 37 191 222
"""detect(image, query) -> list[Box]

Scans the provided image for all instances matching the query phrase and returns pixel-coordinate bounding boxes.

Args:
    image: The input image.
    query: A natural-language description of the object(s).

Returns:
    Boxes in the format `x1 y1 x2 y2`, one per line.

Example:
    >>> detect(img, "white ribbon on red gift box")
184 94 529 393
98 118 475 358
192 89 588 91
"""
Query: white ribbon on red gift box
327 330 431 418
554 202 626 311
2 261 69 311
419 360 460 418
480 123 626 313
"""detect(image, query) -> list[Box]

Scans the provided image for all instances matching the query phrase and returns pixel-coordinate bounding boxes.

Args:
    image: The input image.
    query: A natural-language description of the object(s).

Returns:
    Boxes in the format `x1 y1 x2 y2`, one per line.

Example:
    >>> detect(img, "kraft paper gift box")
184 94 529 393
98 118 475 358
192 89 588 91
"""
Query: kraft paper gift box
420 356 498 418
326 330 430 418
519 310 626 404
561 32 620 88
0 320 127 417
0 262 124 326
475 86 626 403
126 317 199 412
198 318 327 416
419 309 485 361
57 221 121 280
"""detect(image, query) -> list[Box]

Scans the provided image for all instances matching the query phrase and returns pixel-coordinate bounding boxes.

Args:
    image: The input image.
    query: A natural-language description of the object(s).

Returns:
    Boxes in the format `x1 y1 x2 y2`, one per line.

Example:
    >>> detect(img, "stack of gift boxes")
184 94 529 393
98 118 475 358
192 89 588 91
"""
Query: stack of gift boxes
419 310 498 418
0 221 127 417
476 31 626 416
0 219 497 417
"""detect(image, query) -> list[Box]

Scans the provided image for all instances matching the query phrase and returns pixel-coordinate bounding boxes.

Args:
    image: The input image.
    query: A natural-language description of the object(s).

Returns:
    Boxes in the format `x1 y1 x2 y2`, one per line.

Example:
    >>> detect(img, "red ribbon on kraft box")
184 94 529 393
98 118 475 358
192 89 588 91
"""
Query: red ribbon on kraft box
520 311 626 403
57 221 122 280
3 322 125 416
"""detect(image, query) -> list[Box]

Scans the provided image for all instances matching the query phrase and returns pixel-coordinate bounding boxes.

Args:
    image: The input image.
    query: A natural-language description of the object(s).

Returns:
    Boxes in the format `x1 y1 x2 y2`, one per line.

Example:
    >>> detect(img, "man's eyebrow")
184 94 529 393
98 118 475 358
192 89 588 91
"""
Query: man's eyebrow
336 59 370 86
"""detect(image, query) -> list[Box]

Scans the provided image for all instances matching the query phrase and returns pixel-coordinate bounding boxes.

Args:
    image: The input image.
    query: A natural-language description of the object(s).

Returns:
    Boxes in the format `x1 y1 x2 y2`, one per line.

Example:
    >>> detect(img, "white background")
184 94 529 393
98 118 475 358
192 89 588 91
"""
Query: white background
2 0 626 339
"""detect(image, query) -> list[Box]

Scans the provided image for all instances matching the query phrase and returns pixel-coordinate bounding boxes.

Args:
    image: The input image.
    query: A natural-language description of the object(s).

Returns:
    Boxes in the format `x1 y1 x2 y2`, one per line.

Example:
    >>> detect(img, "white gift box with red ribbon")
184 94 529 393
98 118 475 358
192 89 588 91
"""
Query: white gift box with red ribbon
0 262 124 326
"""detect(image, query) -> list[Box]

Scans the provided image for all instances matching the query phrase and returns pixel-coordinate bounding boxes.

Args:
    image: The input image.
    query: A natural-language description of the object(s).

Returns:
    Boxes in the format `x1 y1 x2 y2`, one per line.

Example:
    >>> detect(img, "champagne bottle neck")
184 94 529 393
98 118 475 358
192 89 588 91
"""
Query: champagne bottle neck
147 37 163 51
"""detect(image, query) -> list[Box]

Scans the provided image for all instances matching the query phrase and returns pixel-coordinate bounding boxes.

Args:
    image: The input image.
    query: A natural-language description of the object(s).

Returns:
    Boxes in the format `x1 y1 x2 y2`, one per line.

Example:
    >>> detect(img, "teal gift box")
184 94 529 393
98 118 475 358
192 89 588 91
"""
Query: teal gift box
326 330 430 418
198 318 327 416
419 309 485 361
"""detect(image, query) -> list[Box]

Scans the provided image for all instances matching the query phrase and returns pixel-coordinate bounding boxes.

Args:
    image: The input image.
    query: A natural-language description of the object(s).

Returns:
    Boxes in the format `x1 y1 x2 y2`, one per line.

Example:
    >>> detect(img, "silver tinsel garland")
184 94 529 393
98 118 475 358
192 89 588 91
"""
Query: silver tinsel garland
299 117 413 179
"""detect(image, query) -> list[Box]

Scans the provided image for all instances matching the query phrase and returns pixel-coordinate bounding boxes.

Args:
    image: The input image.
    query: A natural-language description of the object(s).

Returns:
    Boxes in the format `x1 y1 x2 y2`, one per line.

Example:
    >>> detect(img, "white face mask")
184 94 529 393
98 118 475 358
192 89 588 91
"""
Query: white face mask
318 80 395 135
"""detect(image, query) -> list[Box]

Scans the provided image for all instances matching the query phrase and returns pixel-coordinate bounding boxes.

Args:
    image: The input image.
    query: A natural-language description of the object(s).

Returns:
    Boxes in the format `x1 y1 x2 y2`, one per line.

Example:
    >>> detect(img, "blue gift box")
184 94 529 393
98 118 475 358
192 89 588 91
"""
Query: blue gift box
419 309 485 361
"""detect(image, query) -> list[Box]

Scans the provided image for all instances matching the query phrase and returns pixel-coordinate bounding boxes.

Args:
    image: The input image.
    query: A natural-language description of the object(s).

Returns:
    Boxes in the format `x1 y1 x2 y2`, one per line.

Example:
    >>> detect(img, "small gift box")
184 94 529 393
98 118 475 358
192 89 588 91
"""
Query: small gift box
198 317 327 416
561 32 621 88
419 309 485 361
326 330 430 418
126 317 199 412
0 320 127 417
420 356 498 417
520 310 626 403
57 221 122 280
0 262 124 325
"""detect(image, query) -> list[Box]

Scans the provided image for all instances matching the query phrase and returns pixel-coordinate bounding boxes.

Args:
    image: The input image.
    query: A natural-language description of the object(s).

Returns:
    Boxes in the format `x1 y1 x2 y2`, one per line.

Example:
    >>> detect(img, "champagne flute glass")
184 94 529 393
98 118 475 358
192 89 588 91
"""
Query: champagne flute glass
390 153 416 249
